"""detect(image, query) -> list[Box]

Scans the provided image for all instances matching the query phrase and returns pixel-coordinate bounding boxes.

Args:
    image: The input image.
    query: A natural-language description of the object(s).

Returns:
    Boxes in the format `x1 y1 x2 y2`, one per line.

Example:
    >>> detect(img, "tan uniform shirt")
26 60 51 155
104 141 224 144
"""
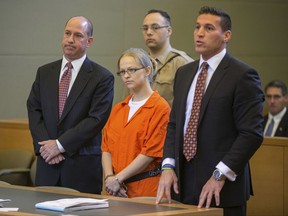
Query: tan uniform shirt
151 48 194 106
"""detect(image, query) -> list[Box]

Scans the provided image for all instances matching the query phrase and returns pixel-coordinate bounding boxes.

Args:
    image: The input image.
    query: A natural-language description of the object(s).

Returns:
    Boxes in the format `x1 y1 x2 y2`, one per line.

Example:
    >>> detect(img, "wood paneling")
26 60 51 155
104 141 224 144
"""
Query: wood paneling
284 147 288 216
0 119 33 153
248 137 288 216
1 120 288 215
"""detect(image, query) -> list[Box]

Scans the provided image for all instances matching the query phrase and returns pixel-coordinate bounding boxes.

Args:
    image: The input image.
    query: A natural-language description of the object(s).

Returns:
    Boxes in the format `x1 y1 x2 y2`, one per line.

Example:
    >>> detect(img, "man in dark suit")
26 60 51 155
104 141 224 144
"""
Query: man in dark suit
27 16 114 194
156 6 264 216
263 80 288 137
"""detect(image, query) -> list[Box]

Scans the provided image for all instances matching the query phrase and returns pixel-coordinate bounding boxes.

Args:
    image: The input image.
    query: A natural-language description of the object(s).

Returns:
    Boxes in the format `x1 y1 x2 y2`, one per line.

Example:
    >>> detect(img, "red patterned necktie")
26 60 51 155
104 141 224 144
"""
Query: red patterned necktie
59 62 72 118
183 62 208 161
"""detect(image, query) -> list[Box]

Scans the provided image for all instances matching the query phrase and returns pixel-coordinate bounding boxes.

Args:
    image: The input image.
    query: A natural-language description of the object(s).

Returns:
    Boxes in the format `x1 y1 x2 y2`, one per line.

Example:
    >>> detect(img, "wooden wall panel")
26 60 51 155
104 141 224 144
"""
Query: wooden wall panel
0 119 33 153
248 138 288 216
1 120 288 215
284 147 288 216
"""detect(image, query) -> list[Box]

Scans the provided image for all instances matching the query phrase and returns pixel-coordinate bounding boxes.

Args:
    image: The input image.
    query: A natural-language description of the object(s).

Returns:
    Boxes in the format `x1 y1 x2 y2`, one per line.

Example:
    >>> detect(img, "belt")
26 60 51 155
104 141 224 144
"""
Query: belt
124 166 161 184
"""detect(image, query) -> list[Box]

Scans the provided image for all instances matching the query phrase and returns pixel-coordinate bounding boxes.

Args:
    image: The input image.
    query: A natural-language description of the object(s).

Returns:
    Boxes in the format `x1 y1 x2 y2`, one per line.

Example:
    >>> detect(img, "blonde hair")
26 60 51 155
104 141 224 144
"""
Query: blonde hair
117 48 156 83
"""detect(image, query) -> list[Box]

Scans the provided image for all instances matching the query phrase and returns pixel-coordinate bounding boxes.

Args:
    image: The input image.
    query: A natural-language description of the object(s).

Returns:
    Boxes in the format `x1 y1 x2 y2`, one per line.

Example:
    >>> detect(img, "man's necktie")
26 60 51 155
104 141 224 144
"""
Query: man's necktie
59 62 72 118
183 62 208 161
265 118 275 136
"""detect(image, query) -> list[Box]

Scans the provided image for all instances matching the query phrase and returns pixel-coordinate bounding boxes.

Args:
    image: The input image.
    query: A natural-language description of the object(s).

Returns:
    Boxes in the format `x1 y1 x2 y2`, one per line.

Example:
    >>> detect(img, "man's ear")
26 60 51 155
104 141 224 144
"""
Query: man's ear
87 37 94 48
223 30 231 43
284 94 288 102
167 26 172 37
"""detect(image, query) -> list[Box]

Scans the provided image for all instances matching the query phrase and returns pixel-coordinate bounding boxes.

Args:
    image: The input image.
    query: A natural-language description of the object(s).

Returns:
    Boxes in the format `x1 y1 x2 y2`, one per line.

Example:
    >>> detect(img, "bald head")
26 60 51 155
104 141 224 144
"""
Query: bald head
62 16 94 61
66 16 93 37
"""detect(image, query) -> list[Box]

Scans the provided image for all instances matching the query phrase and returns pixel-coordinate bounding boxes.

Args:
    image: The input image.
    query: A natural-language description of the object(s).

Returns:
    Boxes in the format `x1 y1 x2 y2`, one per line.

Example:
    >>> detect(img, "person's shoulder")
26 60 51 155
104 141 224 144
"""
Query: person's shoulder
151 91 171 110
38 59 62 70
170 48 194 62
283 108 288 119
85 58 112 73
177 59 198 72
114 95 131 108
84 58 114 79
225 53 255 71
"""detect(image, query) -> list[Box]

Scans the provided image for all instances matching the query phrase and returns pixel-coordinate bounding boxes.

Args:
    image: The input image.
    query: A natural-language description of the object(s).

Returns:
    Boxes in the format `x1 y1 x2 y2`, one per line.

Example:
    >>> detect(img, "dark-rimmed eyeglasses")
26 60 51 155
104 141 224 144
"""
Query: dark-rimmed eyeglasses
140 24 169 32
265 95 283 100
116 67 145 76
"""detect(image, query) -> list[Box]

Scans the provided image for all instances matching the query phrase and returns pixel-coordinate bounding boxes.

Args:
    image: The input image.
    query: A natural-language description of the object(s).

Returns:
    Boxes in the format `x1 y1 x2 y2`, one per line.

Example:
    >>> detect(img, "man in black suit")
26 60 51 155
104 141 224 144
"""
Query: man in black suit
27 16 114 194
264 80 288 137
156 6 264 216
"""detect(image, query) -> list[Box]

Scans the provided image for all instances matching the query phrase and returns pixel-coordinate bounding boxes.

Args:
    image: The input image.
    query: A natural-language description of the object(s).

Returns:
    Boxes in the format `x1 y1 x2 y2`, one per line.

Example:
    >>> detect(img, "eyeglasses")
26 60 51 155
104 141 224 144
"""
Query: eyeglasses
141 24 169 32
265 95 283 100
116 67 145 76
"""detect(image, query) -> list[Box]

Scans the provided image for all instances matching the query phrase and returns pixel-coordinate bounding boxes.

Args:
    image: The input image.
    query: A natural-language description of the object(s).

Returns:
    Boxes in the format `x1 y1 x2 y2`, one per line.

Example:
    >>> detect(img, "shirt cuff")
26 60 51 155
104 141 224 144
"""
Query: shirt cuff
56 139 65 153
216 161 237 181
162 158 175 167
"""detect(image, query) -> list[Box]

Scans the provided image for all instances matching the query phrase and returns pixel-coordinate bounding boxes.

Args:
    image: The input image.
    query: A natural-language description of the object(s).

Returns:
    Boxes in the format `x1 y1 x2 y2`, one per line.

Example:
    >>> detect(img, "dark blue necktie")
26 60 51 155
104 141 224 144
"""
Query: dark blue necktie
265 118 274 136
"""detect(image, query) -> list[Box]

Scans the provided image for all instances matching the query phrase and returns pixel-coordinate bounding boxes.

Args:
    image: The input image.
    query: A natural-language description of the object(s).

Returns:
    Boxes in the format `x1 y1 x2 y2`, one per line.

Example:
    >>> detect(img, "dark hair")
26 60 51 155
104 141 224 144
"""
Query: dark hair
265 80 287 96
146 9 172 26
199 6 231 32
65 16 93 37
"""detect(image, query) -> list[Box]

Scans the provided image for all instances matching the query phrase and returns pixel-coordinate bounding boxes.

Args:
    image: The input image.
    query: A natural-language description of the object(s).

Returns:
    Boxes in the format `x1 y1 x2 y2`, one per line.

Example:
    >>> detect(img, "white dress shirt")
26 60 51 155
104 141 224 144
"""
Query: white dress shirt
264 107 287 137
56 55 87 152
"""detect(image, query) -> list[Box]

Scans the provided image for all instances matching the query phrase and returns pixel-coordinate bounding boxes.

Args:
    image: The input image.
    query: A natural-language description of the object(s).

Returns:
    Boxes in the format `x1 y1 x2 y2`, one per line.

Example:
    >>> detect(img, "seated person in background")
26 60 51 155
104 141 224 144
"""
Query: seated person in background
102 48 171 198
264 80 288 137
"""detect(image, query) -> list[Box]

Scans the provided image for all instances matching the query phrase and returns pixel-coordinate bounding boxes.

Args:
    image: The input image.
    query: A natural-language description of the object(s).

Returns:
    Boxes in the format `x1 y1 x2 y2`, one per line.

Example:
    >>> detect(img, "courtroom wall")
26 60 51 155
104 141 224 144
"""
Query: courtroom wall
0 0 288 118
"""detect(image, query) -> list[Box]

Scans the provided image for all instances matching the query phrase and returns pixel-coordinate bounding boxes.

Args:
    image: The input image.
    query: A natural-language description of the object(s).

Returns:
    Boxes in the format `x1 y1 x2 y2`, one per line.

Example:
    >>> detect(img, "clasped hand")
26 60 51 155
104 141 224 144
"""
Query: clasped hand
105 176 127 198
39 140 65 165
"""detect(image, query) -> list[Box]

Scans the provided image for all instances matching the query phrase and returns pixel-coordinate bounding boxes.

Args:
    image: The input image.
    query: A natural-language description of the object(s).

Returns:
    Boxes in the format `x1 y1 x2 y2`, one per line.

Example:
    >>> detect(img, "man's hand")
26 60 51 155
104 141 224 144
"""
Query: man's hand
198 176 225 208
39 140 62 164
47 154 65 165
156 169 179 204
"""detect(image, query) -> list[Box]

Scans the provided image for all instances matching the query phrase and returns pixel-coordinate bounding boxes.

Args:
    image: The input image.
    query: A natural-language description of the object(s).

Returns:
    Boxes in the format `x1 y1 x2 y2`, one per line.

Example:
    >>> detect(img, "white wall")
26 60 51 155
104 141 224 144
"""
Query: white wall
1 0 287 118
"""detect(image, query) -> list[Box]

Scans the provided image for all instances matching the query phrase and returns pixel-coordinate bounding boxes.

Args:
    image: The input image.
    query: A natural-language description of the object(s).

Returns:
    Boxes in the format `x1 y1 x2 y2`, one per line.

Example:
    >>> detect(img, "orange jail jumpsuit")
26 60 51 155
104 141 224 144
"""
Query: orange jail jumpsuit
102 91 170 197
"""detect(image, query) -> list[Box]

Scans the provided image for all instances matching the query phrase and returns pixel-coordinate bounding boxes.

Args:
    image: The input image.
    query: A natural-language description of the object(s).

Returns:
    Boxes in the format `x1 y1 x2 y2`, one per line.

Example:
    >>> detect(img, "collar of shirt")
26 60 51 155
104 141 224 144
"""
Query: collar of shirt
127 96 150 121
61 54 86 74
265 107 286 136
199 48 226 73
197 48 227 92
60 54 86 82
59 54 86 93
268 107 287 125
152 45 172 65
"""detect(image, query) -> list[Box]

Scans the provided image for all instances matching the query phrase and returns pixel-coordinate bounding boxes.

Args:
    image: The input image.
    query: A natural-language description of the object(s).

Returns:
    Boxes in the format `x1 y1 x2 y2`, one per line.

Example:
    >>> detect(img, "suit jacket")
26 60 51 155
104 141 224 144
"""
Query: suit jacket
27 57 114 193
163 53 264 207
264 109 288 137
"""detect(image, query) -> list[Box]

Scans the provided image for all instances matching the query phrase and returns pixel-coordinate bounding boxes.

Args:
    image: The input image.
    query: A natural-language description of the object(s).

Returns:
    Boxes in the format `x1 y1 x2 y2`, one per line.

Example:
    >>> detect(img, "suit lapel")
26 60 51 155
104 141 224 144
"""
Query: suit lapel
177 62 199 128
276 110 288 136
59 58 92 123
181 62 199 106
199 54 231 124
263 115 268 127
50 61 62 122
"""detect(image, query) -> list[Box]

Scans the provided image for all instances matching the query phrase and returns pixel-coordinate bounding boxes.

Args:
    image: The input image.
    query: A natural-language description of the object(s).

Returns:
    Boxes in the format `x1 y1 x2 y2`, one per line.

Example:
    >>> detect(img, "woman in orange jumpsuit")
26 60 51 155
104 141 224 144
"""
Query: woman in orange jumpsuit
102 48 170 198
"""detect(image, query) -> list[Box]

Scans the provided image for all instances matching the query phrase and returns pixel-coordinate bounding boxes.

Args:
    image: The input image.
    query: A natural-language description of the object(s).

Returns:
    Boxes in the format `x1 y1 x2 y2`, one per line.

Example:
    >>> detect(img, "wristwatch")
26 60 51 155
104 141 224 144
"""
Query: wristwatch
212 169 226 181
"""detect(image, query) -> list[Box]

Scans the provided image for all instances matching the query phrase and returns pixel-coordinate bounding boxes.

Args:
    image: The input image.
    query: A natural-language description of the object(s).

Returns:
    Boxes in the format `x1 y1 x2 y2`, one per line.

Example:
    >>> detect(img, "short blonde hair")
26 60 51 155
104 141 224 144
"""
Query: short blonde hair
117 48 156 82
